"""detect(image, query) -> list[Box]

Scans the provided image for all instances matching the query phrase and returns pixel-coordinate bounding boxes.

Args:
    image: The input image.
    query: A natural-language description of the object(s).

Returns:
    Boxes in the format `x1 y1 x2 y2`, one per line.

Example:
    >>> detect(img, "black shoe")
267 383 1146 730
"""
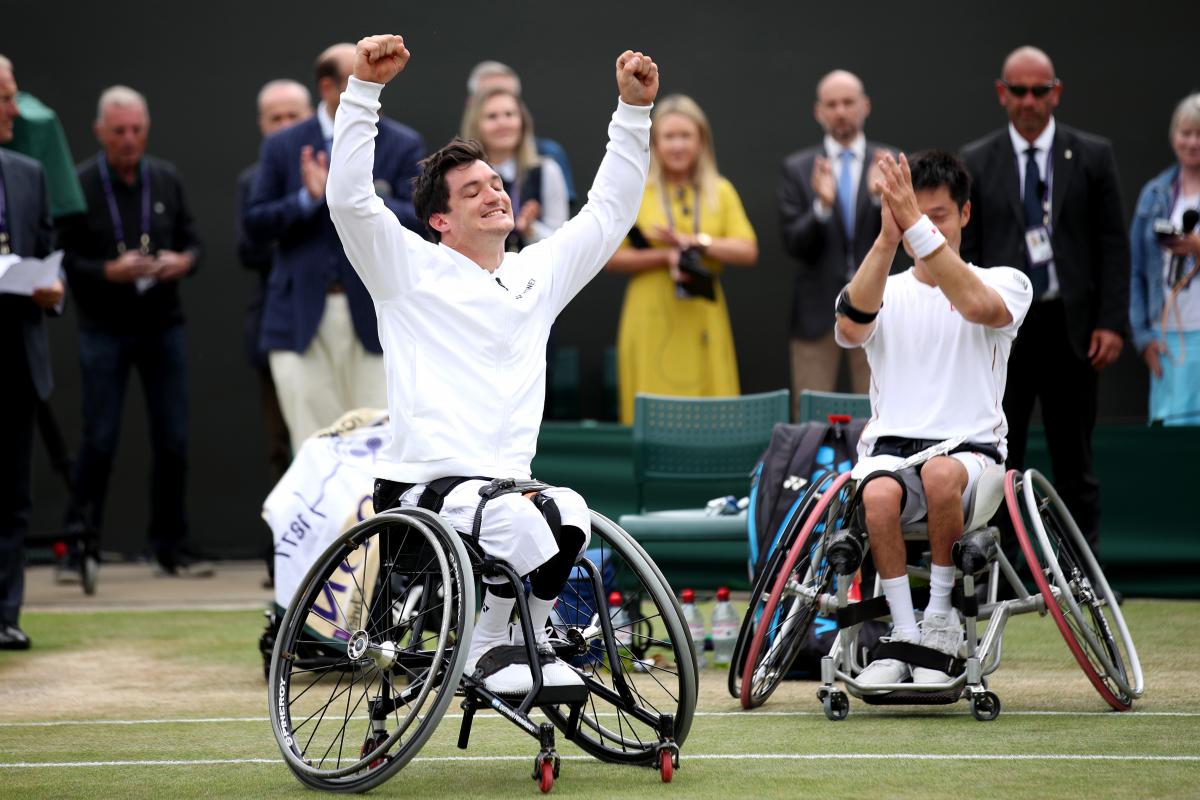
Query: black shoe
155 554 216 578
0 624 31 650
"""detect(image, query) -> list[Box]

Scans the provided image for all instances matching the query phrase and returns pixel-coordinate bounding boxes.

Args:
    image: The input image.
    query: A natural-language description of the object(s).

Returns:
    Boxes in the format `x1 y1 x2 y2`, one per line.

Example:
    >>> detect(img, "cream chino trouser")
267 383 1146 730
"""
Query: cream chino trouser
269 294 387 453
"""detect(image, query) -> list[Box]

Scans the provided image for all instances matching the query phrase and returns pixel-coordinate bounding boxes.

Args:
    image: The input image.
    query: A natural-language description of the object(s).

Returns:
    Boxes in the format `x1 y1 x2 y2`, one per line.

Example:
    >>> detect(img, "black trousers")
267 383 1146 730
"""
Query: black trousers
0 330 36 626
1003 299 1101 552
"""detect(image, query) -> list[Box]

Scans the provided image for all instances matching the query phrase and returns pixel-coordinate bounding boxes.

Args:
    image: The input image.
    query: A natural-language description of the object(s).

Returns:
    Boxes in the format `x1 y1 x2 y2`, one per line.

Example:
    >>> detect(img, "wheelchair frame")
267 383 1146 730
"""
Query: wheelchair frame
735 467 1143 721
267 508 696 793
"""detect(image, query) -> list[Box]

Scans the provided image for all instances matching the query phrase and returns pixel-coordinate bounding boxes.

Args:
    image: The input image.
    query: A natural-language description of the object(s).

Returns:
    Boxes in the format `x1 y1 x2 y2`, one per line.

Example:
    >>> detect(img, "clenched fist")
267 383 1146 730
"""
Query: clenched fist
353 34 410 85
616 51 659 106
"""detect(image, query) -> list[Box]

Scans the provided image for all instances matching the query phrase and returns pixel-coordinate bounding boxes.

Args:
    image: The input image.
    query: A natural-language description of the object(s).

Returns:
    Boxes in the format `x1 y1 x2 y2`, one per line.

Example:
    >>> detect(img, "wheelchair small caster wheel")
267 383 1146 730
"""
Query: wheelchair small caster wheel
534 751 559 794
360 732 388 769
970 691 1001 721
82 555 99 596
659 748 674 783
823 690 849 721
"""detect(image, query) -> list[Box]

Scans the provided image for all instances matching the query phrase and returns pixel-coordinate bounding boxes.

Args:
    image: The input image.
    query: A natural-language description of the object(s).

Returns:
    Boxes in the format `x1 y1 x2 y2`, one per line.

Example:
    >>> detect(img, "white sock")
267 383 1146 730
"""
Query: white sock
525 595 557 644
881 576 919 642
469 591 516 663
926 563 958 621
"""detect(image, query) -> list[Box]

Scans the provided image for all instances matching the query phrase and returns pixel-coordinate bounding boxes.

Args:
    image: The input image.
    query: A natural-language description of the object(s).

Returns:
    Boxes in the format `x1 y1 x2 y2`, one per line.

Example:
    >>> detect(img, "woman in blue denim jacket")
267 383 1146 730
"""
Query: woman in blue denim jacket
1130 93 1200 425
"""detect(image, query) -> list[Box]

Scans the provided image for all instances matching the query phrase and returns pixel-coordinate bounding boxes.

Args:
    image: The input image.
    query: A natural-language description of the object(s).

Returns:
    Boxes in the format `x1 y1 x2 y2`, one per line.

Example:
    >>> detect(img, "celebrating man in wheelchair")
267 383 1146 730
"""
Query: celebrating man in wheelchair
834 150 1033 687
326 35 658 696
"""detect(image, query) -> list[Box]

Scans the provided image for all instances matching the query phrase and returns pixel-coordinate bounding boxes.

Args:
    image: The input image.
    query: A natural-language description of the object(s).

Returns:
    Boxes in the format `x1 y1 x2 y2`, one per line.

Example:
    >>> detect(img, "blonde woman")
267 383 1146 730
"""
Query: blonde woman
461 86 568 250
605 94 757 424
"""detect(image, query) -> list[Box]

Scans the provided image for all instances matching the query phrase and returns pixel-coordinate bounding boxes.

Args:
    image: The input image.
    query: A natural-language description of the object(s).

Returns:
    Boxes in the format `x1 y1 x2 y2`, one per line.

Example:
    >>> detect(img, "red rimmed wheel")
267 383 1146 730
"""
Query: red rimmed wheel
1004 469 1142 710
659 749 673 783
539 758 554 793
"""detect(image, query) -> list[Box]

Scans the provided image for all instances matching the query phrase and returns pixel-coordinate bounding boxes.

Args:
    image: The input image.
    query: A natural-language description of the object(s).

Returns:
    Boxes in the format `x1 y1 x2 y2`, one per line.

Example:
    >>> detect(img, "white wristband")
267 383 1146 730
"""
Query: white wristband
903 215 946 259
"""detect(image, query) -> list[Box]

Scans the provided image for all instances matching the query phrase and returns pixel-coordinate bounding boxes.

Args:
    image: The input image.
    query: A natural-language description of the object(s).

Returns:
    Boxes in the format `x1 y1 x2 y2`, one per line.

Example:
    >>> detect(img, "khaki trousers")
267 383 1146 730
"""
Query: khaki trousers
788 332 870 420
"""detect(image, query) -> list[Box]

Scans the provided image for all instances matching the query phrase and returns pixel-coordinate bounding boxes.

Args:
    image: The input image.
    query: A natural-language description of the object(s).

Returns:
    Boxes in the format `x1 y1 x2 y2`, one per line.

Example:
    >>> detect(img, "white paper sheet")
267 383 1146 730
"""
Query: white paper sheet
0 250 63 296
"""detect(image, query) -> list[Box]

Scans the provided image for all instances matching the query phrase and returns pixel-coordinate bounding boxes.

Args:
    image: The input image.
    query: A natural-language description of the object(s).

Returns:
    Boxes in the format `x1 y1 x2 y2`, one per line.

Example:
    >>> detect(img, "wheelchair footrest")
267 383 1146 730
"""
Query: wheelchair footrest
859 688 962 705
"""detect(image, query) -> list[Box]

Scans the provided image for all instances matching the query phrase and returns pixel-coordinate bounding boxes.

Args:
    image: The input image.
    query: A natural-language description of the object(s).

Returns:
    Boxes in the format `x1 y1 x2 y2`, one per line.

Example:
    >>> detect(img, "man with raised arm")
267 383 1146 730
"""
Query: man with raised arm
327 34 658 694
835 150 1032 688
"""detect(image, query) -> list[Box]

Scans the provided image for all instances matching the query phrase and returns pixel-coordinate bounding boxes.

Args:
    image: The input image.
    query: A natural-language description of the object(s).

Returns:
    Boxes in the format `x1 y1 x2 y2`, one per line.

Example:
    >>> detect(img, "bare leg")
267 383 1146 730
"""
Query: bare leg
863 477 905 579
920 456 968 567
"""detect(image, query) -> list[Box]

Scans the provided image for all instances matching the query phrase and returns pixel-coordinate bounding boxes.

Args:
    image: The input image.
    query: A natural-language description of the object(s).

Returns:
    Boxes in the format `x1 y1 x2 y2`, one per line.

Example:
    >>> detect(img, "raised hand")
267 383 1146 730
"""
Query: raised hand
875 152 922 230
616 50 659 106
515 199 541 237
301 145 329 200
353 34 410 85
811 156 836 208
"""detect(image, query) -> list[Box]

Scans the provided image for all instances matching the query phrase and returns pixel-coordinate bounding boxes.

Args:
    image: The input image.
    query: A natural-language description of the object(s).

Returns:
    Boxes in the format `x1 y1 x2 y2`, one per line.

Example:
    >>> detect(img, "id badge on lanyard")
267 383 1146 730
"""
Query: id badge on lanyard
1024 154 1053 267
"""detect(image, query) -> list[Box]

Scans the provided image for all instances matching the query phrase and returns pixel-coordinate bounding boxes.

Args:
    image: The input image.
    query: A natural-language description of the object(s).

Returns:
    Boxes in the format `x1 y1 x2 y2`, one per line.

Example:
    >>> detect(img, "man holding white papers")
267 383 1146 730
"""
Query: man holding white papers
0 55 61 650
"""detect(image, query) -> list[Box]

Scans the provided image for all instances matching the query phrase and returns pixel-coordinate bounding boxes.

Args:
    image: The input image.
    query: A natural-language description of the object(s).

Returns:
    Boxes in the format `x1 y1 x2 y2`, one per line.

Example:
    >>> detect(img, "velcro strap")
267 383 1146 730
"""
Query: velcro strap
872 641 964 676
836 586 968 628
472 478 557 539
473 644 554 678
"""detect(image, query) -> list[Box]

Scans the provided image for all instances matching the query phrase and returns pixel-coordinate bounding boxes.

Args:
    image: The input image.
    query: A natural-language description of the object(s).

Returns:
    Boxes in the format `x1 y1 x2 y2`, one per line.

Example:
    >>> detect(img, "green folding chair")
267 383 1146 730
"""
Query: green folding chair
797 389 870 423
618 390 790 592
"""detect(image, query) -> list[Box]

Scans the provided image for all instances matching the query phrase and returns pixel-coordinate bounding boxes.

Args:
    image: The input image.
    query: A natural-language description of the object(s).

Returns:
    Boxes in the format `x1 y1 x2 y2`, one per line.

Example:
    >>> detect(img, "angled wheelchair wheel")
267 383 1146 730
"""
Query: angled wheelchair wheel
268 508 474 792
728 478 826 699
739 471 855 710
542 512 697 765
1005 469 1143 710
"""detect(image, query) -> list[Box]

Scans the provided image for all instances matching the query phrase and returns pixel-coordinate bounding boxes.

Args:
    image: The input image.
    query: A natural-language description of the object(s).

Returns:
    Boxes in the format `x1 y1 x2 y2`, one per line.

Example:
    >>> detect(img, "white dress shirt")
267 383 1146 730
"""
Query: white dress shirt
1008 117 1059 295
328 77 651 483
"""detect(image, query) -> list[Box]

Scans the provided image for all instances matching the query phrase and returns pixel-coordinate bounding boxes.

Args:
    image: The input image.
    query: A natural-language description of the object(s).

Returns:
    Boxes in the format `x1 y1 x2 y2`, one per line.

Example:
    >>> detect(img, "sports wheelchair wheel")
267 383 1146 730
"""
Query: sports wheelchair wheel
541 512 697 765
1005 469 1144 710
739 471 855 709
268 508 474 792
728 477 827 699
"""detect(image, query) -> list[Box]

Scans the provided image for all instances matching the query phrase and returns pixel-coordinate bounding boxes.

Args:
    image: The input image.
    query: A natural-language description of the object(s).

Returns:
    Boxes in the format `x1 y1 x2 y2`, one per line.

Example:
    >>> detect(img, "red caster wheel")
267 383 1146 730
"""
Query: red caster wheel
539 758 554 793
659 749 673 783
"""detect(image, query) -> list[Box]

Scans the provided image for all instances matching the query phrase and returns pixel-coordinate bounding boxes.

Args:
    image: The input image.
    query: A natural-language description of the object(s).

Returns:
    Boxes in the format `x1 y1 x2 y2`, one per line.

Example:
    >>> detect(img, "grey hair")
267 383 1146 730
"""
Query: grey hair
96 85 149 124
0 54 12 74
466 60 520 96
1170 93 1200 139
256 78 312 112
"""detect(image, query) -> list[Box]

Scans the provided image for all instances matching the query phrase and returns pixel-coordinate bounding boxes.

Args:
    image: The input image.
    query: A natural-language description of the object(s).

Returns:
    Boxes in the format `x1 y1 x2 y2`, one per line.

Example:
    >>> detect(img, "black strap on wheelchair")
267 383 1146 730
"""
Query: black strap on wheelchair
835 585 972 628
871 640 965 676
873 436 1002 465
471 478 555 539
372 476 487 515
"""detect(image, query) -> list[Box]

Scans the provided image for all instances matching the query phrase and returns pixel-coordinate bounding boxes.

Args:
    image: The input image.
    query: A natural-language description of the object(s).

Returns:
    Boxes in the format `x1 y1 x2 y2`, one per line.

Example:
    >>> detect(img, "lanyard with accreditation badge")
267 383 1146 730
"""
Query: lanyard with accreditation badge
96 154 152 255
1024 142 1055 268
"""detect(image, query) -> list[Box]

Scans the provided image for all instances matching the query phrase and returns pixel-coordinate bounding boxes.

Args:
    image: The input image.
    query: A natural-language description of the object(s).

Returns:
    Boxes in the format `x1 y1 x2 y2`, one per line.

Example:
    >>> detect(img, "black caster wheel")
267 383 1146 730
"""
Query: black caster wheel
970 691 1001 721
82 555 99 596
823 690 849 721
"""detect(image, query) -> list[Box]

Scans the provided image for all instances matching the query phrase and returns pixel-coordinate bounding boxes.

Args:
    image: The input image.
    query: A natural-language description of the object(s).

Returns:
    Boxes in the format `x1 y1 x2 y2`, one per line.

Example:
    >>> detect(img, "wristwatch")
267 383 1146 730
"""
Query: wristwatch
696 232 713 253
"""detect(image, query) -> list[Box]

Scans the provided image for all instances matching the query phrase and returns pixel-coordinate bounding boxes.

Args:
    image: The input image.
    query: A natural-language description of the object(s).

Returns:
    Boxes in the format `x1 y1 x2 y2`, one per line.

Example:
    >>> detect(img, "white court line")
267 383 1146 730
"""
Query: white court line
2 753 1199 769
1 709 1197 728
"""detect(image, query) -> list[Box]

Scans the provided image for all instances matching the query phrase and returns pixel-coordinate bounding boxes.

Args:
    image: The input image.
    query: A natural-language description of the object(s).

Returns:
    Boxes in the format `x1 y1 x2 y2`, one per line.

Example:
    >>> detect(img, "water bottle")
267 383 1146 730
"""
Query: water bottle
680 588 706 669
711 586 739 666
607 591 633 651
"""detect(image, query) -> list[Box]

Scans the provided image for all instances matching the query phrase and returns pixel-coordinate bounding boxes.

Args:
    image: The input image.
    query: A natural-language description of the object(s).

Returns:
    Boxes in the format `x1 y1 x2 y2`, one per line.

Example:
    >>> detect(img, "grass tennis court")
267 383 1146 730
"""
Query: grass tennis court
1 597 1197 799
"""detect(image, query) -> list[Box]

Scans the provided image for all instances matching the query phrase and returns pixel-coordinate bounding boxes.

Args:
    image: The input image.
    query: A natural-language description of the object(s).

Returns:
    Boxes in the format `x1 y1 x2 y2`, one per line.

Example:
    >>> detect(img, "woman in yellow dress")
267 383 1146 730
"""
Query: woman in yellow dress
606 94 758 424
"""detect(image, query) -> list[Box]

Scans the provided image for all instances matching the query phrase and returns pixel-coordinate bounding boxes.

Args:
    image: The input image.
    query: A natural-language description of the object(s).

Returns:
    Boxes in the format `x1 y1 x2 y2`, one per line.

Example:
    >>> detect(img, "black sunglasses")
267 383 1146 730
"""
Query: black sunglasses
1001 80 1058 98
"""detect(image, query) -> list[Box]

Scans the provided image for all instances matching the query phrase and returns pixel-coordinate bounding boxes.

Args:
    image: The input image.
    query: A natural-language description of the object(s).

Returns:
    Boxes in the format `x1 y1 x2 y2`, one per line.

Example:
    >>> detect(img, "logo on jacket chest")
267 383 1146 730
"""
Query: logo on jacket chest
513 278 536 301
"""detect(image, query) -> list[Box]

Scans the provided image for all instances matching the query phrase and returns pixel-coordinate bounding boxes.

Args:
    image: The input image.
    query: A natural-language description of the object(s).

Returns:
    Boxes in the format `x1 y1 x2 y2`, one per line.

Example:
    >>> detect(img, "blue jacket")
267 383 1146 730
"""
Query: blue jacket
1129 164 1180 354
244 113 425 354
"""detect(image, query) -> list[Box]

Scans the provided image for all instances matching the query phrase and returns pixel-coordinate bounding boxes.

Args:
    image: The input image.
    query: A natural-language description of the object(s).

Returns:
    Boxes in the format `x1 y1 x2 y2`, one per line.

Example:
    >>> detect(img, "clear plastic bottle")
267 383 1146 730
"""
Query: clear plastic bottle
608 590 633 651
711 586 740 666
680 588 707 669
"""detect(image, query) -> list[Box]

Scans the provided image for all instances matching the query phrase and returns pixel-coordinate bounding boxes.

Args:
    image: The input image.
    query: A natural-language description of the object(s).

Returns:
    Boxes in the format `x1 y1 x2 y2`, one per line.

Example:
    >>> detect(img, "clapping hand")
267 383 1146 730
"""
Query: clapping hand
811 156 836 208
873 152 922 231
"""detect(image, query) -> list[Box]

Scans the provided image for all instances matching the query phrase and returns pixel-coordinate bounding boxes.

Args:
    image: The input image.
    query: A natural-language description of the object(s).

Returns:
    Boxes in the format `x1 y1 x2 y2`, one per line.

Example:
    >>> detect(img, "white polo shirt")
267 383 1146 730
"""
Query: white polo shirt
327 77 651 483
837 265 1033 460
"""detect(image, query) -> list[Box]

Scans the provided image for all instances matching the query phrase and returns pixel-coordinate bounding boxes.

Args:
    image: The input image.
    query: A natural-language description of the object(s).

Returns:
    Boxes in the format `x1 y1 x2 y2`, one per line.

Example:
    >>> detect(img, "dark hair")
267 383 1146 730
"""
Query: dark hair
412 137 488 242
907 149 972 210
314 52 343 87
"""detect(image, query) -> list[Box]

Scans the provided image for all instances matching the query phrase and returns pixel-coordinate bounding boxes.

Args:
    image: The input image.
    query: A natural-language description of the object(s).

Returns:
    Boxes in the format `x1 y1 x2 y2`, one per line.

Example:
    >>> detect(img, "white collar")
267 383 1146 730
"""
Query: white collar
318 101 335 141
824 133 866 161
1008 117 1056 156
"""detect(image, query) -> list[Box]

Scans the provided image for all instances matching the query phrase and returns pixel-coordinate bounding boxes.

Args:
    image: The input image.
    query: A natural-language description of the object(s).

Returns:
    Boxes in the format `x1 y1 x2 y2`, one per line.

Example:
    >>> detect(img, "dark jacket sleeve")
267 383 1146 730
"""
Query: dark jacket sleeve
169 166 203 276
778 156 828 266
1091 141 1131 336
244 134 316 240
378 126 425 234
235 167 273 272
959 144 983 266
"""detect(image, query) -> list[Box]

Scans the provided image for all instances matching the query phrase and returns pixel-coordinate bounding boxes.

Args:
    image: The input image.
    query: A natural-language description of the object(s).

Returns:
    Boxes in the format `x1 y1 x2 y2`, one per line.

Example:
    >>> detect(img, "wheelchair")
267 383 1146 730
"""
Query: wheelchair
267 503 697 793
731 440 1144 722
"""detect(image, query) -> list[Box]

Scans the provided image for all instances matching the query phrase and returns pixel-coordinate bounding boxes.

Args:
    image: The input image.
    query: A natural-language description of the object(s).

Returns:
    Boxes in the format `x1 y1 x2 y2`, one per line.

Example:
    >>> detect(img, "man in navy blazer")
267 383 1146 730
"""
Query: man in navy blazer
0 56 63 649
245 43 425 452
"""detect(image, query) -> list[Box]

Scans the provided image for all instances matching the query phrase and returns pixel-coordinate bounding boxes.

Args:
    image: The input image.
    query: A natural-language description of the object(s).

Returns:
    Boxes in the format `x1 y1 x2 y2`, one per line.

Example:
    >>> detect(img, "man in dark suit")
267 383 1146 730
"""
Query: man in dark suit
237 79 312 483
779 70 895 417
0 57 62 649
961 46 1129 552
245 44 426 453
